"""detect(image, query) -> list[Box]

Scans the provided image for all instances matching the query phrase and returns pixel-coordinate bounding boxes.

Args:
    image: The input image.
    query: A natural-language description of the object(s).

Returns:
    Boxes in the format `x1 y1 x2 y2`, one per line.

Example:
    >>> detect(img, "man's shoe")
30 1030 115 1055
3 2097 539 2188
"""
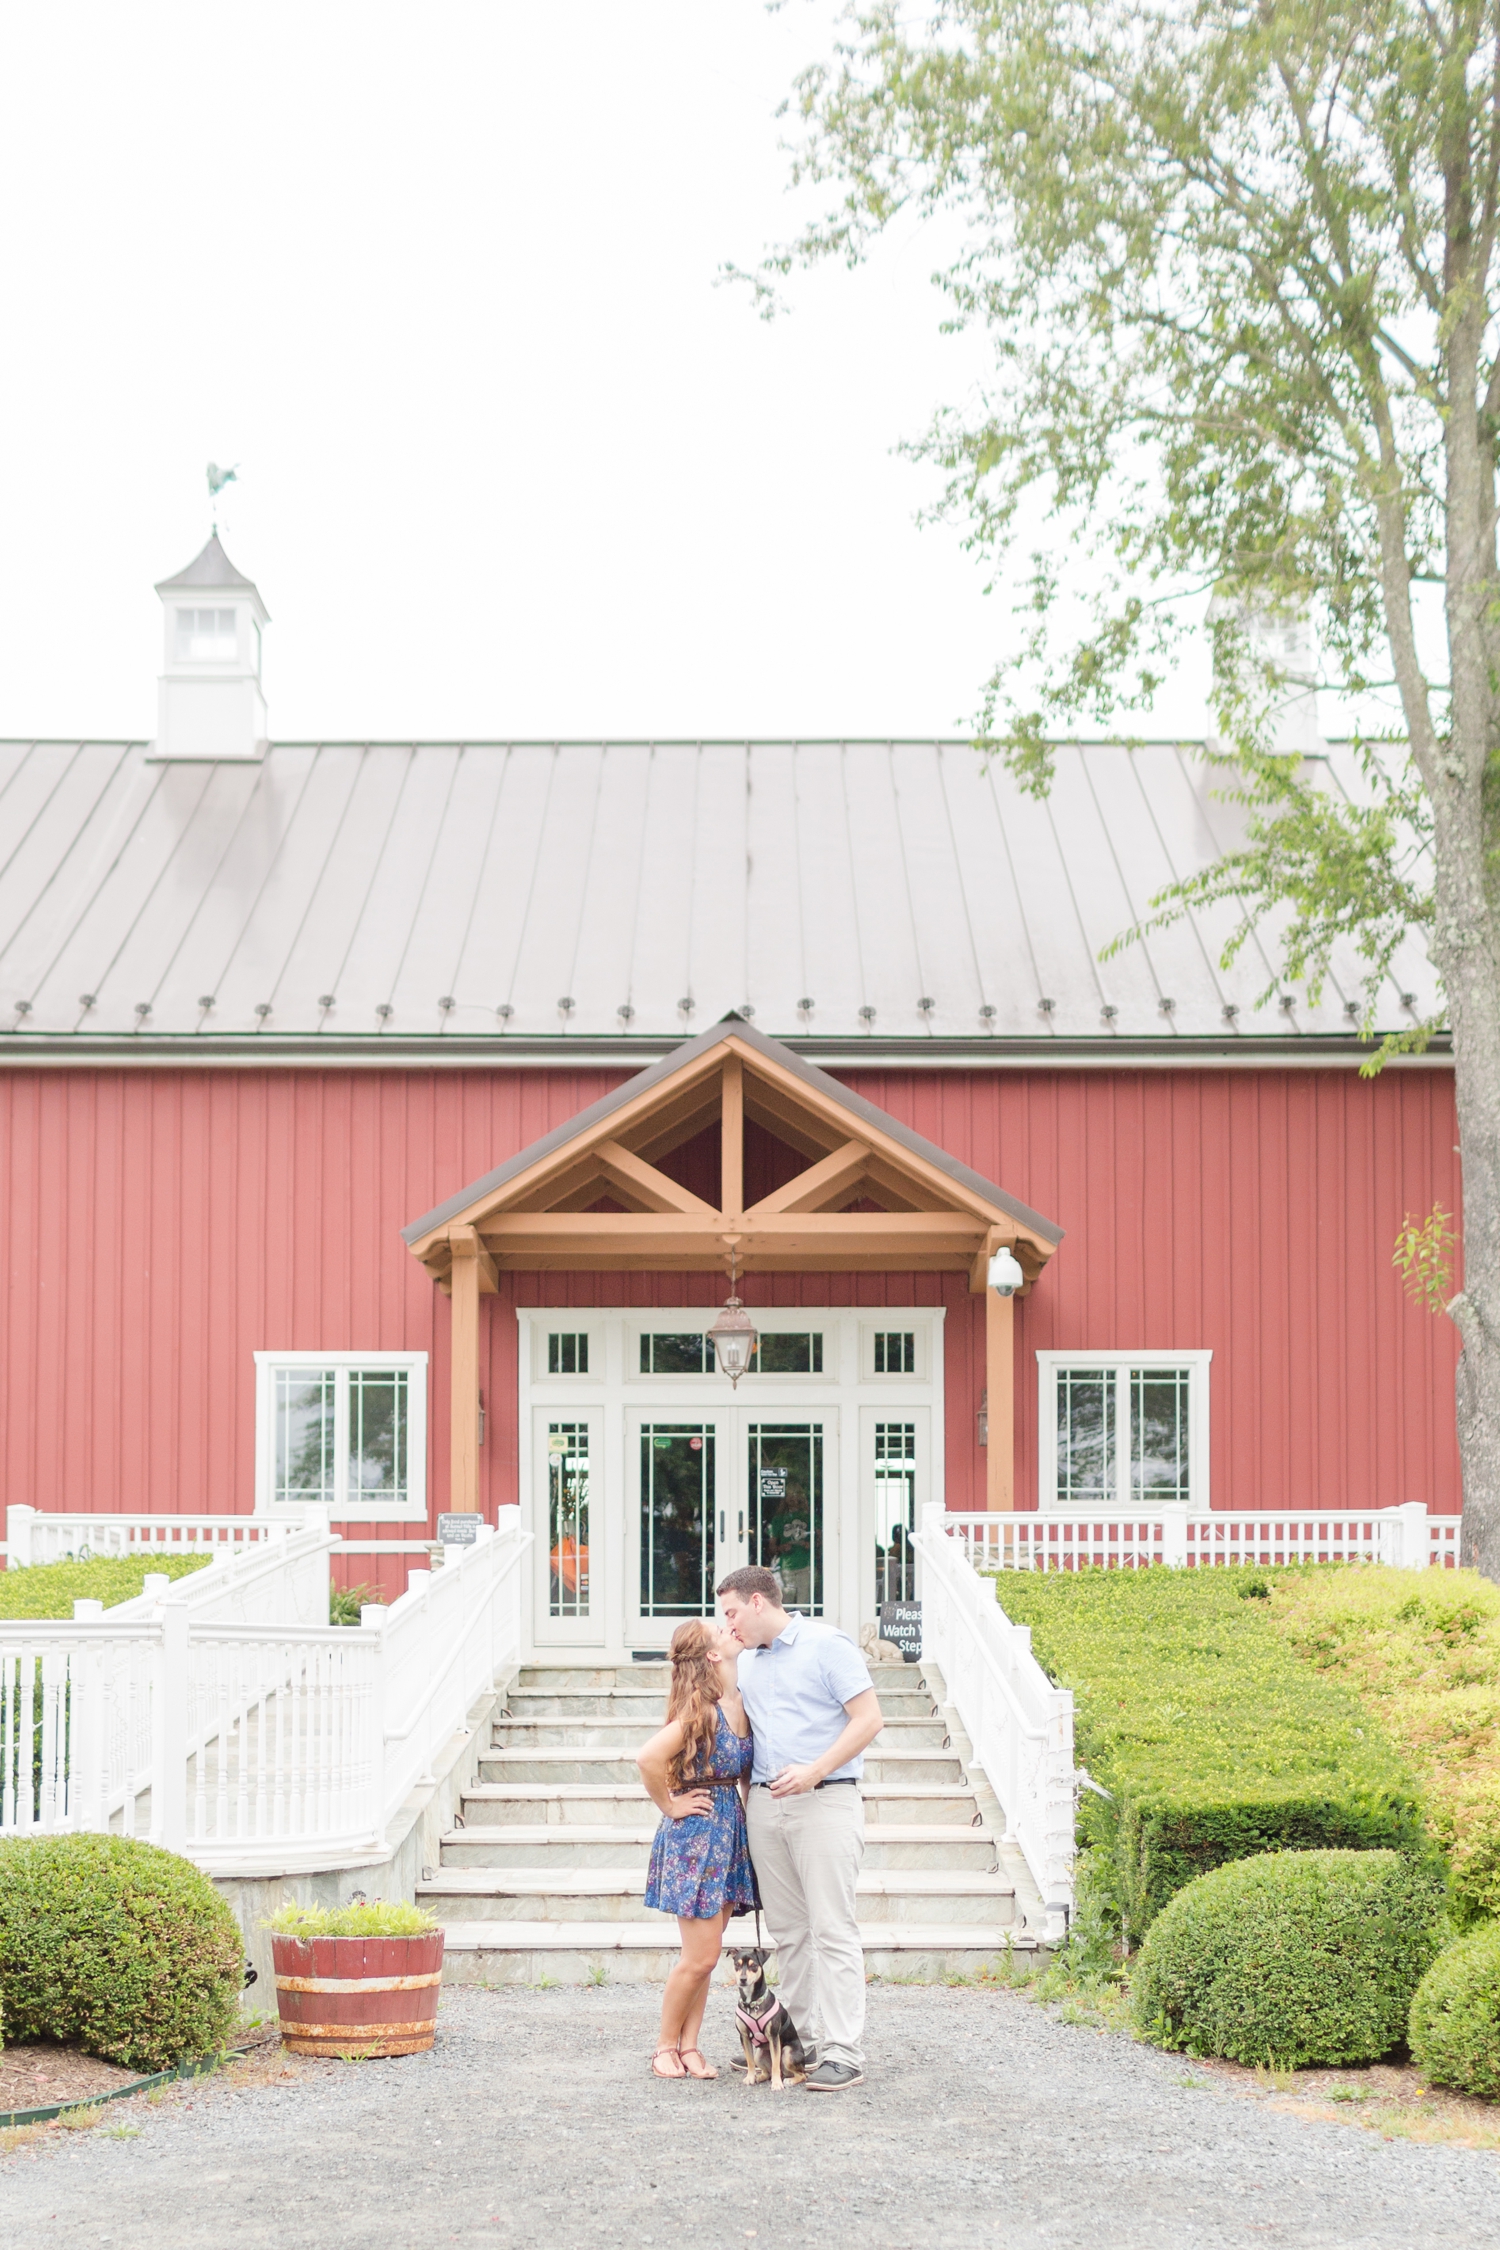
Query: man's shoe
802 2060 864 2091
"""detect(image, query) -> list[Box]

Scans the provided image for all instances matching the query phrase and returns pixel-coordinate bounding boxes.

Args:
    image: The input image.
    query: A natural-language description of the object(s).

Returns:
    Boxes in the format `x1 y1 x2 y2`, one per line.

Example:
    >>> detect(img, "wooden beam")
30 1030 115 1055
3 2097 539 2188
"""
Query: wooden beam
479 1209 987 1266
986 1284 1015 1512
448 1223 498 1293
746 1140 871 1216
449 1239 483 1515
622 1088 723 1167
741 1072 847 1162
592 1140 715 1216
721 1056 744 1220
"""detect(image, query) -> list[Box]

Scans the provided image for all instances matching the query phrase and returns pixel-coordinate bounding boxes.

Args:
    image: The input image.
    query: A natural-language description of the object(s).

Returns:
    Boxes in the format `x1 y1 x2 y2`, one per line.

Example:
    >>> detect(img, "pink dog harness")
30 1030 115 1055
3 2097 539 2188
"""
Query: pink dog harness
735 1995 780 2050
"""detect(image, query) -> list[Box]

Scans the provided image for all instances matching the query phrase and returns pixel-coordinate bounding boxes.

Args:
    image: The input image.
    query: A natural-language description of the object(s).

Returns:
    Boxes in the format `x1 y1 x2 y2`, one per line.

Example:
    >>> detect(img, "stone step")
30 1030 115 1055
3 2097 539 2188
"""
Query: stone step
477 1748 966 1786
488 1717 949 1751
438 1824 1001 1871
503 1687 938 1721
419 1868 1016 1926
460 1783 982 1826
515 1663 922 1695
440 1920 1037 1986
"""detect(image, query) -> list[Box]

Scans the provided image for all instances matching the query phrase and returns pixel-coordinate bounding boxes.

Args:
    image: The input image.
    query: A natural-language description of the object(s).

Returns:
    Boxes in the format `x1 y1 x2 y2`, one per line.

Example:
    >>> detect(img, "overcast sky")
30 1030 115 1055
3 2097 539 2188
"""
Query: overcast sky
0 2 1219 746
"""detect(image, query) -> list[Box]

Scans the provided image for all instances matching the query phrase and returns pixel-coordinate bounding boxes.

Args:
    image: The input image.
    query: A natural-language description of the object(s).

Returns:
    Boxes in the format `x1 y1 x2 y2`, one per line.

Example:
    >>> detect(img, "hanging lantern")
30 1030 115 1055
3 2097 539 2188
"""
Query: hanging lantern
708 1252 758 1387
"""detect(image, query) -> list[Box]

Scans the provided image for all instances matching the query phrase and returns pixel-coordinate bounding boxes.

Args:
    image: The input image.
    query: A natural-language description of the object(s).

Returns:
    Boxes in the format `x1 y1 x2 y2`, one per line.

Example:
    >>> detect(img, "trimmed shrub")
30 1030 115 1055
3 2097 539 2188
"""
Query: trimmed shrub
0 1834 243 2069
1265 1569 1500 1923
1409 1923 1500 2099
269 1900 435 1938
1132 1848 1444 2066
994 1568 1423 1940
0 1554 208 1620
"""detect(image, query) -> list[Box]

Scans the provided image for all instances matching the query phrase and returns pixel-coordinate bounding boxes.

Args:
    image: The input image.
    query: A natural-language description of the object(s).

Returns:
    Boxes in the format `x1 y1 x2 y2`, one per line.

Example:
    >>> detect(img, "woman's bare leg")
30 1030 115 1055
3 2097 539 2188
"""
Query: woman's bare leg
657 1911 727 2068
678 1910 730 2071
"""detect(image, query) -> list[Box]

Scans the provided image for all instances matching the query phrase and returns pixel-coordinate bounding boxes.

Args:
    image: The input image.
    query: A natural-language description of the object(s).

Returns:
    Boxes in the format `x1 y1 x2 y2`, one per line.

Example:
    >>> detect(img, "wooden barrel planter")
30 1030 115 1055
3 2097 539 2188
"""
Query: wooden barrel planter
271 1930 445 2058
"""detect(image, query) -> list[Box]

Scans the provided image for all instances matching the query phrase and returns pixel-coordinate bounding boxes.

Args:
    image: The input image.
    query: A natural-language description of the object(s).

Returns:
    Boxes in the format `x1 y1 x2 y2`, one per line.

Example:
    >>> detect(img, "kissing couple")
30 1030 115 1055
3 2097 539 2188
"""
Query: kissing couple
634 1564 885 2091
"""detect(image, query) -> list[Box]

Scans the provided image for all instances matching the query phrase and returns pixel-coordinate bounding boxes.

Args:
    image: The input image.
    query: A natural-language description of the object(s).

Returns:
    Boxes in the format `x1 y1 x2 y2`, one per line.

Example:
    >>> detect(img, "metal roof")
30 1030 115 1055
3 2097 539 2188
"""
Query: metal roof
0 737 1440 1059
154 533 261 596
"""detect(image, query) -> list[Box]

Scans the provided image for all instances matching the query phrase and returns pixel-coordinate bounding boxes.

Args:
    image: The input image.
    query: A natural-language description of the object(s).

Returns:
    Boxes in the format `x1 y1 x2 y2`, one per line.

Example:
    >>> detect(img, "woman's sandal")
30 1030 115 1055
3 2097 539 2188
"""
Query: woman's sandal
678 2047 718 2080
650 2047 688 2079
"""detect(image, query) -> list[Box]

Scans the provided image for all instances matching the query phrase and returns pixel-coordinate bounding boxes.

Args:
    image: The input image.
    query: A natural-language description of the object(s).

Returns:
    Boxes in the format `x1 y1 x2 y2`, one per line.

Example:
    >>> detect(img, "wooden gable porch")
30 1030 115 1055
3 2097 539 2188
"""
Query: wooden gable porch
401 1015 1064 1521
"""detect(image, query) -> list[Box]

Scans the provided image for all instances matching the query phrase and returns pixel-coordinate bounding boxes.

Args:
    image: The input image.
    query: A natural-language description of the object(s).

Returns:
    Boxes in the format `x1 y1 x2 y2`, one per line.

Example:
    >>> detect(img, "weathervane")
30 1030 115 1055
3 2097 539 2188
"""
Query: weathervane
206 461 238 531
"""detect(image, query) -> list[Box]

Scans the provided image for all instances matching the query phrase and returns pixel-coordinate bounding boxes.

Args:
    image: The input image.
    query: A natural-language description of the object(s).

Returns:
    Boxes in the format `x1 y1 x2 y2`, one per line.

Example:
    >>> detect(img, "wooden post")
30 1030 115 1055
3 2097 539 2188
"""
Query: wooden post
986 1283 1015 1512
447 1226 496 1515
721 1055 744 1219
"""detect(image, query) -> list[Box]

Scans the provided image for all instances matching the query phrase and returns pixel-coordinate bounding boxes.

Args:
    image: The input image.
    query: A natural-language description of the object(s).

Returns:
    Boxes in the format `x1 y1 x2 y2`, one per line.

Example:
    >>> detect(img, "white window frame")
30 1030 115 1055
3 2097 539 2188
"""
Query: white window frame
1036 1350 1211 1512
254 1349 428 1521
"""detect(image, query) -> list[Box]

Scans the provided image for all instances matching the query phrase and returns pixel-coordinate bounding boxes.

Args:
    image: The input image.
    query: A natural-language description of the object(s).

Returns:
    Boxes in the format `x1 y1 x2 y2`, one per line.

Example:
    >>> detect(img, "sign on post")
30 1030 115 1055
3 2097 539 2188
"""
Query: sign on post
878 1600 922 1664
437 1512 482 1546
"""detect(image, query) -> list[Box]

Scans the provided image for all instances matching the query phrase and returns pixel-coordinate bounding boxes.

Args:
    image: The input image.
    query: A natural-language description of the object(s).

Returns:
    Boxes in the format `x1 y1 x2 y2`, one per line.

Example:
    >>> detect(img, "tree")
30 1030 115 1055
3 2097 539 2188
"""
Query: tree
755 0 1500 1574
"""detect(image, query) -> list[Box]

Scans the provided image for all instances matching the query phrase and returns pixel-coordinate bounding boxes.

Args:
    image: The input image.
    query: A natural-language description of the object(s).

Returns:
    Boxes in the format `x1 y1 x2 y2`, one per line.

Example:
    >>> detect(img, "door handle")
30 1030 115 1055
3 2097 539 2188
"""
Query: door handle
719 1510 725 1541
738 1511 745 1538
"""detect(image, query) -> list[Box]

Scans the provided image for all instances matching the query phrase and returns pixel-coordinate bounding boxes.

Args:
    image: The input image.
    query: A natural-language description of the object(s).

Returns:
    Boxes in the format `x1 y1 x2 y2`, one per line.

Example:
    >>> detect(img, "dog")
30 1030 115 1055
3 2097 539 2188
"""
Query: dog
731 1946 809 2089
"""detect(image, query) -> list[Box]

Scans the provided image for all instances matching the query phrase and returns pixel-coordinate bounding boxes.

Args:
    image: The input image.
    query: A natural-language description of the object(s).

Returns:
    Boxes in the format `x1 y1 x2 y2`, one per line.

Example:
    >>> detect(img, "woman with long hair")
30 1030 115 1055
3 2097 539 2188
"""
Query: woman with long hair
636 1617 757 2079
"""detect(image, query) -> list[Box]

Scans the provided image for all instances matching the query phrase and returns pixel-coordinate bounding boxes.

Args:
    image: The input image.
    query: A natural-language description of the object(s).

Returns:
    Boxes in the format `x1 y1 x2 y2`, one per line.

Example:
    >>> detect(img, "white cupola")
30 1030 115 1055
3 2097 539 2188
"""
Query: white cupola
152 533 269 761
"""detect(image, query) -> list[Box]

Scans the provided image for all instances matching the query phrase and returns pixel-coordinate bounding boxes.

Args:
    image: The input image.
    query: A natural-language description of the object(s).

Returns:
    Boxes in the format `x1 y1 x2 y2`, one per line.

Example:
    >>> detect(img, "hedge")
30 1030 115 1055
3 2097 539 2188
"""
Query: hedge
0 1835 244 2069
1409 1923 1500 2099
1132 1848 1444 2066
993 1568 1423 1940
1265 1569 1500 1923
0 1554 208 1620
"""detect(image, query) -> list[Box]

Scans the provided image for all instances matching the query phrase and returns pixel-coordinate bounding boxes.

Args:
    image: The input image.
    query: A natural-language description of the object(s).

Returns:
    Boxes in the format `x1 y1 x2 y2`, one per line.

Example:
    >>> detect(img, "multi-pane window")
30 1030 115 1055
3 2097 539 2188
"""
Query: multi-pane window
174 606 237 662
548 1423 590 1617
640 1332 712 1374
874 1332 916 1374
257 1353 425 1519
1043 1356 1204 1508
874 1421 917 1603
548 1332 589 1375
750 1332 823 1374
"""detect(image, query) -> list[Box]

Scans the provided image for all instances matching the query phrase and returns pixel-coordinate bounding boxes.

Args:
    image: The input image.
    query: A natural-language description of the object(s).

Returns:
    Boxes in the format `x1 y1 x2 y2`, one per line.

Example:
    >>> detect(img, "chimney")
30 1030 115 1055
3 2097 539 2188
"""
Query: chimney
152 533 269 761
1209 599 1323 758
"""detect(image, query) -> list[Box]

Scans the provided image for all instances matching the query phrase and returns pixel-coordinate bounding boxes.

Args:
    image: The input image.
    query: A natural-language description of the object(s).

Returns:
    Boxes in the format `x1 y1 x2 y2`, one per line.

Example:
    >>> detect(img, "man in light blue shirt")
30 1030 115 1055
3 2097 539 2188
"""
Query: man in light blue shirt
718 1565 884 2091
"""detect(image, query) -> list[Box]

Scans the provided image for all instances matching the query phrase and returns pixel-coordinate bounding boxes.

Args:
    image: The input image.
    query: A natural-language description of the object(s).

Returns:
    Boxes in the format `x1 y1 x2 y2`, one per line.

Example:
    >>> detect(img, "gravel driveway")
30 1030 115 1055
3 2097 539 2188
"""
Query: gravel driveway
4 1984 1499 2250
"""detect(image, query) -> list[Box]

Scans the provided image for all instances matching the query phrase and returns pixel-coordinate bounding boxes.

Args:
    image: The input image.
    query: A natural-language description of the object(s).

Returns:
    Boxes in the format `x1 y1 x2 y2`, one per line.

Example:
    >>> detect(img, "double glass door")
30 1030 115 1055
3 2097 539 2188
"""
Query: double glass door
628 1410 833 1646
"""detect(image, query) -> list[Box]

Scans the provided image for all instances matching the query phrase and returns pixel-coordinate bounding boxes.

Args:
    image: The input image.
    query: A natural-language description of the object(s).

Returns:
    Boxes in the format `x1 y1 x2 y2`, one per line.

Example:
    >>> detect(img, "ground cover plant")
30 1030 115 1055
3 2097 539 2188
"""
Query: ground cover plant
1131 1848 1444 2067
1263 1569 1500 1922
0 1554 208 1619
0 1835 243 2070
1409 1922 1500 2099
993 1569 1423 1940
269 1901 436 1938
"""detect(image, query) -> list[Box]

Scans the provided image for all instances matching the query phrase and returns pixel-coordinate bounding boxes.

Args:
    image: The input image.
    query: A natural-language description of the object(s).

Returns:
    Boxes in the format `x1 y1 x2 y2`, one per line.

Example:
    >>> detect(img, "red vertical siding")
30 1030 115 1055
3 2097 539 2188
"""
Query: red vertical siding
0 1065 1462 1563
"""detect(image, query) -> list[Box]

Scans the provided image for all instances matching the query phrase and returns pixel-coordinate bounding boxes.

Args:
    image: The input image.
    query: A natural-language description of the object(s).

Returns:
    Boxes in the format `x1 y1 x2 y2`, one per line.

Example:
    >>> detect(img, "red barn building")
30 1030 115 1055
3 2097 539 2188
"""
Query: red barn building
0 539 1458 1652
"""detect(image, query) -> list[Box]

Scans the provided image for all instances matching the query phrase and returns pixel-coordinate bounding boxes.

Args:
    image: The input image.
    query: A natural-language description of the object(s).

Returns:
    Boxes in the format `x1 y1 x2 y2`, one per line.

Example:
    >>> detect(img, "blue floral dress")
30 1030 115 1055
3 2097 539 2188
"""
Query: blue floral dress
643 1707 759 1920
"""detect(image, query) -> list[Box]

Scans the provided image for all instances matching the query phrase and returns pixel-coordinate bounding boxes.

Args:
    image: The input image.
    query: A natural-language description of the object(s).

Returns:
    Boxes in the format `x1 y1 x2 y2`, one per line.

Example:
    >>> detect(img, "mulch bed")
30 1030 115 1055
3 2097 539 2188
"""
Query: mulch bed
0 2043 142 2114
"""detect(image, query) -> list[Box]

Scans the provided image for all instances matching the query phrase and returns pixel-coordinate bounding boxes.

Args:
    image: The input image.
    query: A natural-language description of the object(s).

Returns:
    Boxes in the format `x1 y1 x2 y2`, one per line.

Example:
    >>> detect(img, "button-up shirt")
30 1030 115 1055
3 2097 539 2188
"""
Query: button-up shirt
737 1613 875 1784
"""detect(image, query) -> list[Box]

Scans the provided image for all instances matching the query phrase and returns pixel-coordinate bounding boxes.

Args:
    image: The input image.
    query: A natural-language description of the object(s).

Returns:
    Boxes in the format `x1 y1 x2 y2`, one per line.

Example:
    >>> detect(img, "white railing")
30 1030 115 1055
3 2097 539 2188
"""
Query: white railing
942 1501 1450 1573
913 1505 1076 1929
5 1504 300 1569
0 1510 530 1875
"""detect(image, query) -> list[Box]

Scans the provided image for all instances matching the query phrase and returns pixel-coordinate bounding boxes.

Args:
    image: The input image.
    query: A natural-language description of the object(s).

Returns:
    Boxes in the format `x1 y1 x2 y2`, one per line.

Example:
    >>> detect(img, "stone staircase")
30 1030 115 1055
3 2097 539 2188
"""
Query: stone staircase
428 1658 1046 1983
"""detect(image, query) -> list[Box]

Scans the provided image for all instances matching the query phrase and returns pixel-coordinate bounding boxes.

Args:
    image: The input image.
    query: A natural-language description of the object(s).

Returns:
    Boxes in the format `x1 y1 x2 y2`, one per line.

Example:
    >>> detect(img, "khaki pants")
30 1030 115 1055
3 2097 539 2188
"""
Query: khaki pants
746 1784 865 2069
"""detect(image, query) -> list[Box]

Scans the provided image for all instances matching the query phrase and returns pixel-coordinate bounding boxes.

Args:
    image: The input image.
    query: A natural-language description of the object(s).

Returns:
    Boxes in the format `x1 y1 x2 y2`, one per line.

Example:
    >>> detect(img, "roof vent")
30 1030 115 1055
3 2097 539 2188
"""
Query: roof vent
318 994 336 1011
797 997 814 1014
496 1003 514 1021
438 996 456 1014
1037 997 1056 1015
859 1005 876 1023
1158 997 1176 1015
678 996 695 1015
1402 991 1418 1010
558 997 575 1014
1343 1000 1360 1020
198 994 216 1011
254 1003 272 1019
78 994 96 1010
1100 1004 1118 1022
375 1003 394 1020
1278 994 1296 1014
618 1003 635 1022
917 996 936 1015
152 524 269 763
978 1004 996 1022
134 1002 152 1019
13 1000 31 1017
738 1003 755 1019
1223 1003 1240 1022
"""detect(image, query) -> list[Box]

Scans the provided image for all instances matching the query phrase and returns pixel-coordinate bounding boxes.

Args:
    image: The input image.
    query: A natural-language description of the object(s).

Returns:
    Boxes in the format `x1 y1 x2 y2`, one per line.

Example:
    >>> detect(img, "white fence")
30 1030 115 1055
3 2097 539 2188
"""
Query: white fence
5 1505 300 1569
912 1506 1076 1930
942 1502 1457 1574
0 1511 529 1875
